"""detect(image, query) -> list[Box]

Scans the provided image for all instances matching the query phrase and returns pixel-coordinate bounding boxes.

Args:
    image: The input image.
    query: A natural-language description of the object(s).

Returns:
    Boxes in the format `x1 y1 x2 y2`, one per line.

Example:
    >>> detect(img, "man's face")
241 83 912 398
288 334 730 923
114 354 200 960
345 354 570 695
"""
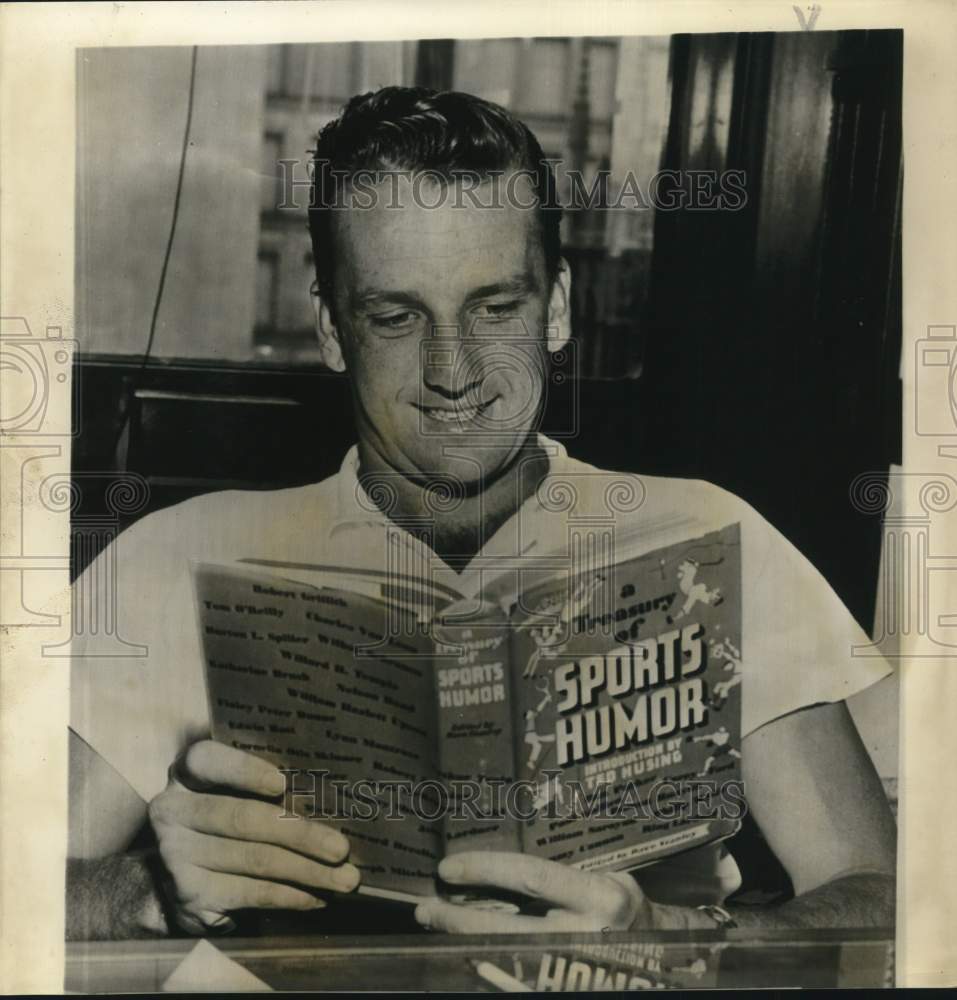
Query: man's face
315 173 569 490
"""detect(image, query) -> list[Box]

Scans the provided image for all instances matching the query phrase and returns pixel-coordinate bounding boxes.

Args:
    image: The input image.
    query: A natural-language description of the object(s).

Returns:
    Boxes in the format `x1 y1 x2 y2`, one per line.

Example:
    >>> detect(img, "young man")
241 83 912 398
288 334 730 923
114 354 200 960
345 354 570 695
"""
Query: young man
67 87 895 940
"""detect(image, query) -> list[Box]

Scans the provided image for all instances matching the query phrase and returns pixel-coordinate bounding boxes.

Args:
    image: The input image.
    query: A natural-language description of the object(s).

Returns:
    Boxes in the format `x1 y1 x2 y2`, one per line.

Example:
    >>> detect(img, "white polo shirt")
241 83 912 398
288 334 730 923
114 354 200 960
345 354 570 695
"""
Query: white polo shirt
70 436 890 806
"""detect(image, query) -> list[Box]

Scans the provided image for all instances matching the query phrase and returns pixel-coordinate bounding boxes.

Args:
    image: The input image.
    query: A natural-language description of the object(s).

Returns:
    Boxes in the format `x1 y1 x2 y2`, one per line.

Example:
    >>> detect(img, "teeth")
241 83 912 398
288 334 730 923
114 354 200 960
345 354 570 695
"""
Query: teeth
424 405 482 422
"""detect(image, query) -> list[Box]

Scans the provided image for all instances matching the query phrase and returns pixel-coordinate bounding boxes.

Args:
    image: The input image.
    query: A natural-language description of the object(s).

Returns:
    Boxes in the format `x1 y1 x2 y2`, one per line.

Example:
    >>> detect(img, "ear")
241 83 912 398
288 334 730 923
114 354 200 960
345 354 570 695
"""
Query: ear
545 258 572 353
310 283 347 373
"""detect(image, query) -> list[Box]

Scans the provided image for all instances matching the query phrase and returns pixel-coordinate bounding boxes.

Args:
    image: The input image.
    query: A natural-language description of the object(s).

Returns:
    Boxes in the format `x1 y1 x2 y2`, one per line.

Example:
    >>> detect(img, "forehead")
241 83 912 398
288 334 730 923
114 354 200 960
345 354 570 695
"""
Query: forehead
333 174 544 300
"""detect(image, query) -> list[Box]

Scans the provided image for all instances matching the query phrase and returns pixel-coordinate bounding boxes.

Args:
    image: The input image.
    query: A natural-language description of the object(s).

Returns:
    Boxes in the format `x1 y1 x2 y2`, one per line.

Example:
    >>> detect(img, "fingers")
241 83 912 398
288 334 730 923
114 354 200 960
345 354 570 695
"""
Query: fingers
151 741 361 933
161 827 360 894
172 908 236 937
438 852 637 919
172 863 329 914
194 910 237 934
415 899 587 934
171 740 284 798
150 786 350 865
417 862 647 934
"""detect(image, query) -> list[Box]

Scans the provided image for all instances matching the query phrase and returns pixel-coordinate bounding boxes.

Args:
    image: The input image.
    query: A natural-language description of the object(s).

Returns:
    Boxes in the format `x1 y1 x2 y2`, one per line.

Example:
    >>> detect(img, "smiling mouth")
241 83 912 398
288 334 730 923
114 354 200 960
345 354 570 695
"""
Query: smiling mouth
416 396 499 425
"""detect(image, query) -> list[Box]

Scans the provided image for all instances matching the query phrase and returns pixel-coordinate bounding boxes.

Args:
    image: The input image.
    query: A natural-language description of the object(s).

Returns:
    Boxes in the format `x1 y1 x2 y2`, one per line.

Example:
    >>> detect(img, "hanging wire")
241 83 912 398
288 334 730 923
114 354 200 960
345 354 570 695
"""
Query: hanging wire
142 45 199 364
108 45 198 464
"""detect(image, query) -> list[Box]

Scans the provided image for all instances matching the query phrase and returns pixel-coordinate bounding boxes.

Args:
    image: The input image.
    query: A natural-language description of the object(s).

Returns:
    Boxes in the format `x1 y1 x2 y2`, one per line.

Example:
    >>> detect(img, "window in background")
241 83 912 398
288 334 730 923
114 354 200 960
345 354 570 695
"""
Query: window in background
261 131 284 212
76 40 672 374
253 40 418 363
266 44 288 96
253 37 673 377
76 45 268 363
521 38 571 115
255 250 280 333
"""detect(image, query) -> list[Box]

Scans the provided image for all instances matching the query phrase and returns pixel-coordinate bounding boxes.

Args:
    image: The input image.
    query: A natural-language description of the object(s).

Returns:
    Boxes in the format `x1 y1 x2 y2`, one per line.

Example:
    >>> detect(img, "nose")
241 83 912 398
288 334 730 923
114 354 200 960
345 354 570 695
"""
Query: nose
422 325 488 401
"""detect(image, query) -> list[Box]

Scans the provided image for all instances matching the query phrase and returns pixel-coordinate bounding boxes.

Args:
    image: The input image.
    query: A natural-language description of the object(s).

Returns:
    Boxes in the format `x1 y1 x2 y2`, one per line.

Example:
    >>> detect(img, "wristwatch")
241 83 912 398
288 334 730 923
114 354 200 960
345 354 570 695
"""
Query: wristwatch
696 903 738 929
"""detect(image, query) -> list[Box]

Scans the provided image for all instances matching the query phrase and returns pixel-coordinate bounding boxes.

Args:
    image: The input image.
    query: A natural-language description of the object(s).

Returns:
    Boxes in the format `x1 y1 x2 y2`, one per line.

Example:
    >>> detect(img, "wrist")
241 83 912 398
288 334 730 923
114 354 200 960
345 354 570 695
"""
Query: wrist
645 900 686 931
695 902 738 930
645 900 723 931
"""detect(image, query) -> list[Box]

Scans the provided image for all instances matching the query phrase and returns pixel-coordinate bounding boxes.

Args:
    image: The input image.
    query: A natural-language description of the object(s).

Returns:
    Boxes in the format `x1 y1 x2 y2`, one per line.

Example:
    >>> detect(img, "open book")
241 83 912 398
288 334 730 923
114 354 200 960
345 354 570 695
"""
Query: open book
194 523 743 902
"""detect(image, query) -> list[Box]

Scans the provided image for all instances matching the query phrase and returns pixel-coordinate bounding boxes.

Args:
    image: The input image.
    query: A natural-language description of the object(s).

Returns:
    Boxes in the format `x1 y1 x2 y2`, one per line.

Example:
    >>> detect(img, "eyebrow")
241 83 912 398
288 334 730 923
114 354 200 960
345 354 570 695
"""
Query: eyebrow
351 289 424 311
351 273 540 312
463 273 541 303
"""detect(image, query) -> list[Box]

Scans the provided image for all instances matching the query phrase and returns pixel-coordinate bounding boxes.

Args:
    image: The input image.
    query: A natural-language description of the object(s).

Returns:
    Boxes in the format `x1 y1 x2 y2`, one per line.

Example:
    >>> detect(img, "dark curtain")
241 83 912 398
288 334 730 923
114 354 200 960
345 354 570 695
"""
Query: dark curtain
639 30 902 633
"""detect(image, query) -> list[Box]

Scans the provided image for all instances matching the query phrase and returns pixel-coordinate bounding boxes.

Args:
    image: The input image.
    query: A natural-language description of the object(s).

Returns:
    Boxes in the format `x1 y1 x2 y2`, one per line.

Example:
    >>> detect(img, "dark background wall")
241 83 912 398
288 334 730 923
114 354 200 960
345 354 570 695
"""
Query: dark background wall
637 29 902 632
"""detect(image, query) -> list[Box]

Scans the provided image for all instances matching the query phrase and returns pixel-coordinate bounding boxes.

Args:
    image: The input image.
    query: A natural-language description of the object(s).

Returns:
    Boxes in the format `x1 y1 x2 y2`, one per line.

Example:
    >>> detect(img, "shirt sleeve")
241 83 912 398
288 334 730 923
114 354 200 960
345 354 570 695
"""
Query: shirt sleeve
69 504 211 804
730 491 893 737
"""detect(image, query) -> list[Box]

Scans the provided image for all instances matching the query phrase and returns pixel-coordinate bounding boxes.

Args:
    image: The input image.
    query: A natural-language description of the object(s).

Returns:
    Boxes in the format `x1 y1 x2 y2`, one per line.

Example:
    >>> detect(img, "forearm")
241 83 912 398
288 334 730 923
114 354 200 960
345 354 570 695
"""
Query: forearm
66 852 171 941
651 872 895 931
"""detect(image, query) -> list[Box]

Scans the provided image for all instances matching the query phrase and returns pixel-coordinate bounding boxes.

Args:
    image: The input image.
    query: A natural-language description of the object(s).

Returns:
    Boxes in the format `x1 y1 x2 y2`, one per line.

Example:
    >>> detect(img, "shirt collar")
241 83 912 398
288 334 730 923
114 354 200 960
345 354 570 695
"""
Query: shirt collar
328 434 571 539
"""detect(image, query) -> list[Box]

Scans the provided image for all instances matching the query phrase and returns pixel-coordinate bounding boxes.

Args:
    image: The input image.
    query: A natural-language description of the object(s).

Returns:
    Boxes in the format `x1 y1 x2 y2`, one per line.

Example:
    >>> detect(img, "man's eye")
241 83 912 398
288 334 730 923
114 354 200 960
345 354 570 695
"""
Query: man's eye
474 300 522 319
371 311 418 330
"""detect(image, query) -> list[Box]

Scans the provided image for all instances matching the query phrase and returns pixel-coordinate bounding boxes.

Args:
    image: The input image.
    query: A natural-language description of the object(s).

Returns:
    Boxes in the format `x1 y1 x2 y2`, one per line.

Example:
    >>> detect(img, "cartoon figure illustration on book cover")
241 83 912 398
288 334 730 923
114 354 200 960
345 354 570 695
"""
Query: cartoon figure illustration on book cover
524 675 556 770
671 558 724 621
523 573 605 678
530 769 567 815
688 725 741 777
708 636 742 710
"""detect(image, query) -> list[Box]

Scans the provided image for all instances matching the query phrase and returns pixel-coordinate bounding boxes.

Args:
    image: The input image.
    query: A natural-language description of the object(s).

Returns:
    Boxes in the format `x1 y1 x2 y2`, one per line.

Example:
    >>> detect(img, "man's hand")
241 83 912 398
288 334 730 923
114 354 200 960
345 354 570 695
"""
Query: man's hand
148 740 360 935
414 852 654 934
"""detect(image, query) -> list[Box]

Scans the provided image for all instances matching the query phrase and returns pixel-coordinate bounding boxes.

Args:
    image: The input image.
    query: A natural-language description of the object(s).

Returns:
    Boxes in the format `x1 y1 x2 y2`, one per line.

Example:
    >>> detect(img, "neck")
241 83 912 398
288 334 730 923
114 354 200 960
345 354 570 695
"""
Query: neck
357 437 549 568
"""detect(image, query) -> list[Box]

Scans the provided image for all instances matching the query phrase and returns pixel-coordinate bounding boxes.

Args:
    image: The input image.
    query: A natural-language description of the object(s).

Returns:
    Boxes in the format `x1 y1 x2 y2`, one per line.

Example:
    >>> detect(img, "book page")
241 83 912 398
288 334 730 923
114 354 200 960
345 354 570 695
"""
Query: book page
508 525 743 872
194 562 442 896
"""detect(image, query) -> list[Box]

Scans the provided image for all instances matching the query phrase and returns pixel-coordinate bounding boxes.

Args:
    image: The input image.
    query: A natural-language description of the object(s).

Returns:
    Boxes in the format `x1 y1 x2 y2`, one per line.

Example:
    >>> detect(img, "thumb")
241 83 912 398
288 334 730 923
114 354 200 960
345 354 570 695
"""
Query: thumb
198 909 236 932
176 907 236 936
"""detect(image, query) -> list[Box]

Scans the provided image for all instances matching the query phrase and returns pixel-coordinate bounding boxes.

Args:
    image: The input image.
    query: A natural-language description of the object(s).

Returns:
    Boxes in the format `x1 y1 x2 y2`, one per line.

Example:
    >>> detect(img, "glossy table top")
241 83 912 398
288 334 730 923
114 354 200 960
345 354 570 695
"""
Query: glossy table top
66 927 895 991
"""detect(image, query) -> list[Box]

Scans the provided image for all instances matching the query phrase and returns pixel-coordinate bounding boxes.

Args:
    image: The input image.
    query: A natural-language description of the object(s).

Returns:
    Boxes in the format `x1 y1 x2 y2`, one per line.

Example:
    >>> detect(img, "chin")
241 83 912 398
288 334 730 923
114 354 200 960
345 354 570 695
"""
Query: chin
408 440 525 491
